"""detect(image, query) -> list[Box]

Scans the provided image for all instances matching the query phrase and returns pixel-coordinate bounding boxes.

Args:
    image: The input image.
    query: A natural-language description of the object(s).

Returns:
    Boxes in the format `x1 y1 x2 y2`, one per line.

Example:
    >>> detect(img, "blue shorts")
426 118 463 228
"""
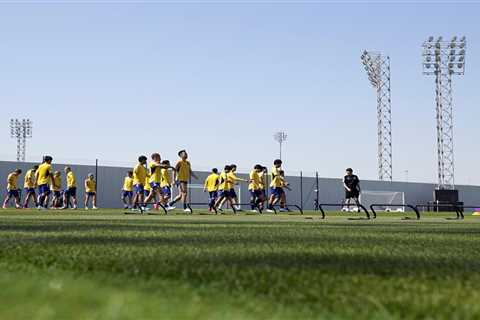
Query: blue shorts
24 188 36 194
219 190 232 198
133 184 144 194
122 190 133 198
87 192 96 196
161 186 171 197
65 187 77 197
250 189 263 198
209 191 218 200
53 191 61 198
144 190 150 197
229 189 237 199
7 189 19 198
38 184 51 195
270 187 285 197
150 182 160 190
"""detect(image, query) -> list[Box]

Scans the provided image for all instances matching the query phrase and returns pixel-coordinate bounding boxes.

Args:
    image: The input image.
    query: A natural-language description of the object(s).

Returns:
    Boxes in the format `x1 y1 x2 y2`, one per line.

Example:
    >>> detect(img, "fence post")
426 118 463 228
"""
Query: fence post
315 171 319 211
300 171 303 211
95 159 99 204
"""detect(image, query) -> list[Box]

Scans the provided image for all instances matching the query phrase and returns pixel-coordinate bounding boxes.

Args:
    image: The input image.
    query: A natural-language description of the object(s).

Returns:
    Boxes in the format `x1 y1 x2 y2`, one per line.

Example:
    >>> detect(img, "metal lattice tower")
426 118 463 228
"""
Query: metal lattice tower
10 118 33 162
273 131 287 161
361 51 393 182
422 36 466 190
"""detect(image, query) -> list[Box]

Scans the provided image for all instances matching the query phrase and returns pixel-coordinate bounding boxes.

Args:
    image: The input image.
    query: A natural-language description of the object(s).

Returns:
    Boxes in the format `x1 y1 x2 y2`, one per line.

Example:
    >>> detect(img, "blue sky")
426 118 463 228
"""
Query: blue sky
0 1 479 185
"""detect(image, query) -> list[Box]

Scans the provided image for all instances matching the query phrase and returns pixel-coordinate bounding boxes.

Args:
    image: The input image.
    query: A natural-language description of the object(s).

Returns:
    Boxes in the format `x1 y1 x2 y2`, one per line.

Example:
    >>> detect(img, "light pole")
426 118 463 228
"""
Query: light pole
422 36 466 190
361 50 393 182
274 131 287 160
10 118 33 162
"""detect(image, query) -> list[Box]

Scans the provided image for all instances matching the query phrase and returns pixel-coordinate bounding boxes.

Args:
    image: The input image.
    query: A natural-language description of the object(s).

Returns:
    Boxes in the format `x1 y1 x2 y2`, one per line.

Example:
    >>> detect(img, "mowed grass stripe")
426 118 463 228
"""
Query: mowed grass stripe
1 209 480 319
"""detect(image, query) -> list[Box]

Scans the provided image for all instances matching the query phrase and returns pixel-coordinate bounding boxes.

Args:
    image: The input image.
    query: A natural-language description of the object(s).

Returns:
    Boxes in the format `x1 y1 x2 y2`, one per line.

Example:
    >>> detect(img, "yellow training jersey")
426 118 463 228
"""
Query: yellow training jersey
24 169 36 189
271 174 284 188
123 177 133 191
249 170 261 191
67 171 76 188
160 168 171 188
133 164 147 185
218 171 233 191
258 171 266 190
176 160 191 182
204 173 220 192
7 173 18 190
148 162 162 184
50 176 62 192
228 172 240 188
85 179 96 193
144 175 151 191
36 163 51 185
271 166 280 181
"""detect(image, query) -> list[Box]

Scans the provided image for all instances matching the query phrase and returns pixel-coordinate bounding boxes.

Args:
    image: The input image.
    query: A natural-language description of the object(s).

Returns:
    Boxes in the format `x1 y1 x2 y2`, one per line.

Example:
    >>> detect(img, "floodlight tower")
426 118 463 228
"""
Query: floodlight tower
274 131 287 160
422 36 466 190
361 51 393 182
10 118 33 162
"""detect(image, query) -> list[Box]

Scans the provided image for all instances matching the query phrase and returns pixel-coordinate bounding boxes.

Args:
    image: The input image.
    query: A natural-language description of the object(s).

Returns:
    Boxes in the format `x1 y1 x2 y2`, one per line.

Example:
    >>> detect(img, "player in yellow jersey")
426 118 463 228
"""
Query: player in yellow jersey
144 173 151 206
132 156 148 211
214 166 237 213
36 155 53 209
160 160 176 211
23 165 38 208
62 166 78 210
145 153 163 209
2 169 22 209
217 164 246 212
84 173 98 210
203 168 220 212
249 165 266 213
121 171 134 209
50 171 62 208
267 166 290 213
169 150 198 213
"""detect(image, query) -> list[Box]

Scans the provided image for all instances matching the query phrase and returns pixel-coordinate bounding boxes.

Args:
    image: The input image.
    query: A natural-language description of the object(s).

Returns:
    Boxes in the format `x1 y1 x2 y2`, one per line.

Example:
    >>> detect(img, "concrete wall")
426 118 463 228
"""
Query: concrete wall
1 160 479 209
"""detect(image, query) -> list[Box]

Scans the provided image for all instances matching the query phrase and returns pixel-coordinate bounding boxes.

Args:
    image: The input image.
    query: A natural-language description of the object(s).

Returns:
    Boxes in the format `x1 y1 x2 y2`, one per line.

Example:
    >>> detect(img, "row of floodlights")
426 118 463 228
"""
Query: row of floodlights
422 36 467 71
10 118 33 138
361 51 387 87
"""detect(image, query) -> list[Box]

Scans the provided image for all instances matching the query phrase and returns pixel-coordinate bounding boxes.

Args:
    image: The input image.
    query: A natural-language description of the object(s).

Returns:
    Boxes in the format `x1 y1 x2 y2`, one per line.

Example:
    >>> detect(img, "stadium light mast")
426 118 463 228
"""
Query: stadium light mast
361 50 393 182
274 131 287 160
422 36 466 190
10 118 33 162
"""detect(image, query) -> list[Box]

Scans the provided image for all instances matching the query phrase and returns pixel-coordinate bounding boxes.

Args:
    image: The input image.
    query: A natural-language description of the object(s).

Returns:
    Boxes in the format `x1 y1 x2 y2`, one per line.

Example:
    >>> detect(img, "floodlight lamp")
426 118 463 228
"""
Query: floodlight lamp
460 36 466 42
452 36 457 42
459 42 465 49
425 63 431 69
458 56 464 62
426 56 432 62
459 49 466 55
428 36 434 42
457 63 463 68
449 55 455 62
450 49 455 55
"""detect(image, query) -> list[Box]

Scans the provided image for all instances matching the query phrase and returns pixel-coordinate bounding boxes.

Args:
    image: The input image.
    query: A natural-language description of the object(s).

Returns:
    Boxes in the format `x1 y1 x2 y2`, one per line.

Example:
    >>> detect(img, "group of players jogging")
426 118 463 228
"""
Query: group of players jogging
3 149 361 213
120 150 293 213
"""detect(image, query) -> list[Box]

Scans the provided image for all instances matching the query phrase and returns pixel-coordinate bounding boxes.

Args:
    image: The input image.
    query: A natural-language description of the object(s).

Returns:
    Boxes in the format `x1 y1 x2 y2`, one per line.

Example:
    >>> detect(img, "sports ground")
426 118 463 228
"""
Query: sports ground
1 209 479 320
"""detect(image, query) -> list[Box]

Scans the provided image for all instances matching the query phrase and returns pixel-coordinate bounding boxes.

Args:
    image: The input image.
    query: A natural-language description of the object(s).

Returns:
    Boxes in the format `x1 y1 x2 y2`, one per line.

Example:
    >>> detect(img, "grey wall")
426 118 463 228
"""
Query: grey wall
1 161 480 209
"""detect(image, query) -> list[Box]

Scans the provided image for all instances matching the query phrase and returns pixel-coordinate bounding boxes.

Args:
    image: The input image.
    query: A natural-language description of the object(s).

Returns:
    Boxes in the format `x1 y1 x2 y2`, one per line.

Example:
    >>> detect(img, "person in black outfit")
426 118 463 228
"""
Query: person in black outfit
342 168 361 212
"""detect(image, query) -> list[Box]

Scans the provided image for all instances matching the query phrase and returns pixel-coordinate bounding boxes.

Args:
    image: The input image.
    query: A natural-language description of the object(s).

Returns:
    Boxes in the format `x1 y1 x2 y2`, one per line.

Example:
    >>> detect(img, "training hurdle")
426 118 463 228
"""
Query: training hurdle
370 204 421 220
415 203 465 220
273 204 304 215
318 203 371 220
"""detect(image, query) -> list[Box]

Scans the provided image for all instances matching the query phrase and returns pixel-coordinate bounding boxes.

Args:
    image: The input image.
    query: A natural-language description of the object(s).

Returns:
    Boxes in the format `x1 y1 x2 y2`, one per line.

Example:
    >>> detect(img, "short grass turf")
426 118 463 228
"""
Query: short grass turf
1 209 480 320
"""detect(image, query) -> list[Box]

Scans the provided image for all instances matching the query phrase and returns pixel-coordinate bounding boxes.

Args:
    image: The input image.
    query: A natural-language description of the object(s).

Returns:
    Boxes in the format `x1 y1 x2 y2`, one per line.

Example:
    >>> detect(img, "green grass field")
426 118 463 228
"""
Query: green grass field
1 208 480 319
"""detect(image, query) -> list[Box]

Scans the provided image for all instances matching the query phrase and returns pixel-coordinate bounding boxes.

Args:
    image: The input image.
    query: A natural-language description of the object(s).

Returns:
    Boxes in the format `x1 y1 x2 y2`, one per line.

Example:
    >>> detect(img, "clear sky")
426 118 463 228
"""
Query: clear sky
0 1 479 184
